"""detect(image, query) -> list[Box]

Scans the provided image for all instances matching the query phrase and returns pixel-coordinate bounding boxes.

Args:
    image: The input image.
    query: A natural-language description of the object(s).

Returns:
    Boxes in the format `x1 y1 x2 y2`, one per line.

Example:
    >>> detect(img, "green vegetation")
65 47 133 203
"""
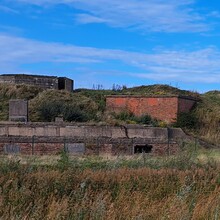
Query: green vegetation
1 83 220 145
113 111 159 126
1 84 220 219
194 91 220 145
0 145 219 219
29 90 98 122
174 112 198 129
0 83 43 120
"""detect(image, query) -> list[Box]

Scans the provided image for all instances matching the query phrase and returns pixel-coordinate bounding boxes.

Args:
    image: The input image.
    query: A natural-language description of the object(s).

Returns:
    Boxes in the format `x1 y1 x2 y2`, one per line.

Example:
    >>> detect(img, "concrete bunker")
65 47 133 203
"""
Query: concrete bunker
134 144 153 154
0 74 74 92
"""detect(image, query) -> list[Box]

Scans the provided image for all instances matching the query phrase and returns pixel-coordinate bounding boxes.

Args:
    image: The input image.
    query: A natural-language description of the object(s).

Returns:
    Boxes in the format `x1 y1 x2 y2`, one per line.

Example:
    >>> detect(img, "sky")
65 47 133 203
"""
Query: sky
0 0 220 92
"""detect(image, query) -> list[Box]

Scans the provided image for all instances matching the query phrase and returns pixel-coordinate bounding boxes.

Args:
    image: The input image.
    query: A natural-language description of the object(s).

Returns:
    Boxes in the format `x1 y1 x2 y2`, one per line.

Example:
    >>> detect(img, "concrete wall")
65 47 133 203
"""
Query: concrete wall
0 75 16 84
0 74 73 92
63 78 74 92
0 123 187 156
0 123 186 139
9 99 28 122
14 74 58 90
106 95 197 123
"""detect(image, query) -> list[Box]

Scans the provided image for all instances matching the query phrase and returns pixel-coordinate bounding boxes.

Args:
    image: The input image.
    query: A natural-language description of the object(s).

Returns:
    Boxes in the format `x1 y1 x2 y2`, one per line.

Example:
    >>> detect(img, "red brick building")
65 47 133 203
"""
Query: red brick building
106 95 197 123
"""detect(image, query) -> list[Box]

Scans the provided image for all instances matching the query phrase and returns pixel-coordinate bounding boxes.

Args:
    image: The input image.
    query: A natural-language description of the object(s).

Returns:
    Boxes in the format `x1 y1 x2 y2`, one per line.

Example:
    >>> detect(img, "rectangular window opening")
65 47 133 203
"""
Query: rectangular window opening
134 144 153 154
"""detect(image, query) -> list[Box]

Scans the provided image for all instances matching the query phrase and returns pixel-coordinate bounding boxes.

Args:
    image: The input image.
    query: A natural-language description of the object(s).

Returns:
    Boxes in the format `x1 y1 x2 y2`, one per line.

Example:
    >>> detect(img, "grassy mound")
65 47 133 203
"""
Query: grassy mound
0 83 43 120
29 90 98 122
193 91 220 144
1 83 220 145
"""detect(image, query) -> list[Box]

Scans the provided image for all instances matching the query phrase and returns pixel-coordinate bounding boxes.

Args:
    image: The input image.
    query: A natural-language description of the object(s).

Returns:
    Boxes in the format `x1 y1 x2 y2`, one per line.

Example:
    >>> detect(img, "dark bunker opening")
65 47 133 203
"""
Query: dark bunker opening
58 78 65 90
134 144 153 154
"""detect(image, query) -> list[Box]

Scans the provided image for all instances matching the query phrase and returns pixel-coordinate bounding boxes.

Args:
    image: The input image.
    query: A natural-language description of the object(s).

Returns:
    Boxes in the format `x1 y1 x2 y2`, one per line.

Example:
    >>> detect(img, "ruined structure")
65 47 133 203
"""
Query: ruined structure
0 122 188 156
106 95 197 123
9 99 28 122
0 74 73 92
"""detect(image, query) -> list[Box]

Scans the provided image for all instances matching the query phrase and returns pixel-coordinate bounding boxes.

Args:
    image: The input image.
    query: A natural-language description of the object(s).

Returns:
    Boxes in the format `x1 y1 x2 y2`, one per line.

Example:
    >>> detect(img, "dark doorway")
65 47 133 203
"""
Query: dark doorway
134 144 153 154
58 78 65 90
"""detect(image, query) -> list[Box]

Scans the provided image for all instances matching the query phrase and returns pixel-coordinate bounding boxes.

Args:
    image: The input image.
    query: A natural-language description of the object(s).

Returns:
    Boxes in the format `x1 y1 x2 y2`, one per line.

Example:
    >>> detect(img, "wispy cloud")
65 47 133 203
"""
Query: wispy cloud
0 5 19 14
75 14 107 24
1 34 220 84
10 0 209 33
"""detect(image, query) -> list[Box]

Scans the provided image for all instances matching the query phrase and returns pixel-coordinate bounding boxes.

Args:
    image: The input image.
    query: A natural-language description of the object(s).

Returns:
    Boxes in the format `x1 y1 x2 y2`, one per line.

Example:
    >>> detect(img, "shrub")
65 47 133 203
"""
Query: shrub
38 101 92 122
38 100 63 122
63 105 90 122
114 111 158 126
174 112 198 129
115 111 135 121
136 115 155 125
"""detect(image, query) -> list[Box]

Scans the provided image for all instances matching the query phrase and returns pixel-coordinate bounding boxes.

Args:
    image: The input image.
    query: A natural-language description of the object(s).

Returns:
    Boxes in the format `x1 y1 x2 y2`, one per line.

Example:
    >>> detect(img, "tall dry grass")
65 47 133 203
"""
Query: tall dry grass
195 92 220 145
0 149 219 219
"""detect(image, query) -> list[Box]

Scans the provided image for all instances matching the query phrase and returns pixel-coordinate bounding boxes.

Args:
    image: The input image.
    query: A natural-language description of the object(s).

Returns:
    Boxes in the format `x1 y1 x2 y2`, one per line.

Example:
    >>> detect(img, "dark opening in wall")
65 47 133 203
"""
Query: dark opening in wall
134 144 153 154
58 78 65 90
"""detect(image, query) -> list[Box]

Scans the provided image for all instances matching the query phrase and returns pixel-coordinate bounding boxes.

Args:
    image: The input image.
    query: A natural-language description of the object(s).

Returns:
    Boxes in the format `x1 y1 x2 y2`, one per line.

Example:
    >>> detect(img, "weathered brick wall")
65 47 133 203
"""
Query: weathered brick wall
106 95 197 123
178 97 196 113
106 96 179 122
0 137 179 156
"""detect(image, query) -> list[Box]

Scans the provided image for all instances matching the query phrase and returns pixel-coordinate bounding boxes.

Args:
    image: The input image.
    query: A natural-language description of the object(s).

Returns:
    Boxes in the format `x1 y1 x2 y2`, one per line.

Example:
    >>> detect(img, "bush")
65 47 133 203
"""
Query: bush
38 101 92 122
115 111 135 121
38 101 63 122
174 112 198 129
114 111 158 125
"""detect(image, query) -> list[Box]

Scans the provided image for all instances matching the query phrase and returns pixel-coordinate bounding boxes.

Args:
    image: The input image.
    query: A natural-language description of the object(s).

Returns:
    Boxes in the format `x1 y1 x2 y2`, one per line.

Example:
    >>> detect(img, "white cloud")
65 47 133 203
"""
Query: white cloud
74 14 107 24
9 0 209 33
0 5 19 14
1 34 220 84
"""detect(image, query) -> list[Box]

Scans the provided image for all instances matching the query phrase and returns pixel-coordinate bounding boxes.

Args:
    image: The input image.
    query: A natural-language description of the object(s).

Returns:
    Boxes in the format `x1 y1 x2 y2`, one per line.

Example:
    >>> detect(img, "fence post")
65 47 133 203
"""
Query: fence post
63 137 66 152
31 135 35 155
167 127 170 156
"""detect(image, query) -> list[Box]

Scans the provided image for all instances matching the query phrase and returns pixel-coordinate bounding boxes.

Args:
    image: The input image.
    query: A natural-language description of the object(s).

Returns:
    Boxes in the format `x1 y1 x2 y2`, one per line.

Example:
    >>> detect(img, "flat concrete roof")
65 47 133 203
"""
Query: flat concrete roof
0 74 73 80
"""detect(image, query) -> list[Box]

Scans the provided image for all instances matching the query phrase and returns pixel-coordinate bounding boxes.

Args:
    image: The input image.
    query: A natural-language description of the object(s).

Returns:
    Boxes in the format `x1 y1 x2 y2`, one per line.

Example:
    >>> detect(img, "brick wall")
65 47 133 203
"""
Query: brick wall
106 95 197 123
0 138 179 156
106 96 179 122
178 97 196 113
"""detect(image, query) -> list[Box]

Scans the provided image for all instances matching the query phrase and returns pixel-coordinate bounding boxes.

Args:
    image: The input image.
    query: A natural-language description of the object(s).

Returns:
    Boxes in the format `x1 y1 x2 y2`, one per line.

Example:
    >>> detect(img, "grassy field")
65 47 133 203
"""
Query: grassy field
0 145 219 219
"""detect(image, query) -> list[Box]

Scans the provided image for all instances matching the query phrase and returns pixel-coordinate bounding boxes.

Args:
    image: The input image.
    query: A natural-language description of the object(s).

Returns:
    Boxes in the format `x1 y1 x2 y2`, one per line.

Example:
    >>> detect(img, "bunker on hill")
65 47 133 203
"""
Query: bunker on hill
0 74 74 92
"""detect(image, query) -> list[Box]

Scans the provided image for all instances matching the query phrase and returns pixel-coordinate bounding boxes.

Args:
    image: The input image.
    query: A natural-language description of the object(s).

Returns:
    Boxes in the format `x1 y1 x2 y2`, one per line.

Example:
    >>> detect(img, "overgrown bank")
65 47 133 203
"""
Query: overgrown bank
1 83 220 145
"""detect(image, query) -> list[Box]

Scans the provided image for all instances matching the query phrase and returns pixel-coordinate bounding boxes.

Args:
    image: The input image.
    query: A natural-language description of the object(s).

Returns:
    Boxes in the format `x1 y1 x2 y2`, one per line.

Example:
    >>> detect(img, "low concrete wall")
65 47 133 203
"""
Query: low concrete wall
0 123 187 155
0 123 186 139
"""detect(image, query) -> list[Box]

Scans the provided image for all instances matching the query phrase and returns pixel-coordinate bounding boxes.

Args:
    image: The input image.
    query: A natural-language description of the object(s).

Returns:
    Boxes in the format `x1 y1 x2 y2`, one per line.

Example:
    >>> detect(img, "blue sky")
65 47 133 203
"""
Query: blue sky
0 0 220 92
